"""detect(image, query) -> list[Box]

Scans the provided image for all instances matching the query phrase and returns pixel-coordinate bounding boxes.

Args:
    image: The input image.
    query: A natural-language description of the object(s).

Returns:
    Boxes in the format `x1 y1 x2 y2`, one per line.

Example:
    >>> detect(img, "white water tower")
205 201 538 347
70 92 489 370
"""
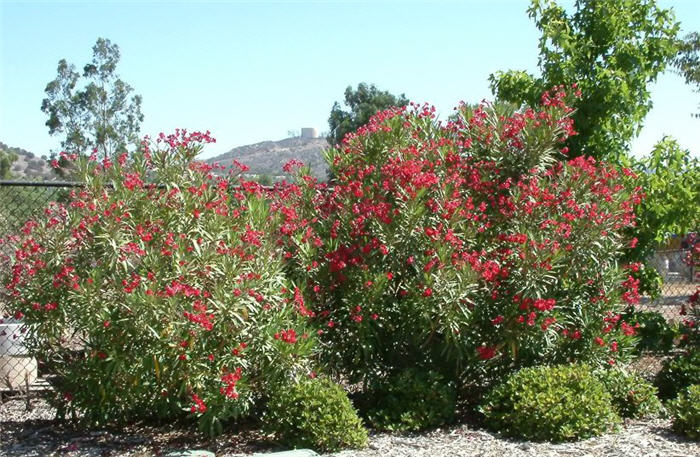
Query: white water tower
300 127 318 139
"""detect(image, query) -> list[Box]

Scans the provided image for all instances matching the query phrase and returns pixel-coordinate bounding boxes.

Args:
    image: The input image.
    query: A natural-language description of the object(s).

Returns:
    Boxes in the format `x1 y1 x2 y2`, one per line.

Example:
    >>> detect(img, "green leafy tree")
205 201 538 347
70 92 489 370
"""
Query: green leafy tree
41 38 144 159
0 148 17 179
328 83 409 145
489 0 680 160
672 32 700 117
627 138 700 259
254 174 274 186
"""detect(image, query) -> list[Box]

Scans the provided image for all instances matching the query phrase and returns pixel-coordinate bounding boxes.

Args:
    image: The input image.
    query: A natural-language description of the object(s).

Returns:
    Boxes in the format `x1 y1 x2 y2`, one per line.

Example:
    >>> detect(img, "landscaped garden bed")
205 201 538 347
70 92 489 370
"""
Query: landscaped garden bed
1 86 698 455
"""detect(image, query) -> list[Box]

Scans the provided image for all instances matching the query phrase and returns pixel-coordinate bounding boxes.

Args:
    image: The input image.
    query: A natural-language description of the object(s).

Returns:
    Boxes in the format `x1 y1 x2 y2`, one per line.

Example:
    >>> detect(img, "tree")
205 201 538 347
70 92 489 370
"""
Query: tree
489 0 680 160
254 174 274 186
672 32 700 117
628 138 700 260
41 38 144 159
0 149 17 179
328 83 409 145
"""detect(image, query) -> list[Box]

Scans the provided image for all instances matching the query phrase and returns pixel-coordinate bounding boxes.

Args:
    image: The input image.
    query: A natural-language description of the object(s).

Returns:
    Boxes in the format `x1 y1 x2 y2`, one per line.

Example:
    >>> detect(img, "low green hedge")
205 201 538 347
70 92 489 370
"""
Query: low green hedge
480 364 620 442
263 377 368 452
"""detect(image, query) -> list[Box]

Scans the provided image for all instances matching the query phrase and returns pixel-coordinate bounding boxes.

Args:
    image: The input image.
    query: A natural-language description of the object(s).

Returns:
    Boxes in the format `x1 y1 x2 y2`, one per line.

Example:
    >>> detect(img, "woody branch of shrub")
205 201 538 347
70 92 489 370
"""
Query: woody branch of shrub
275 86 645 392
1 131 315 434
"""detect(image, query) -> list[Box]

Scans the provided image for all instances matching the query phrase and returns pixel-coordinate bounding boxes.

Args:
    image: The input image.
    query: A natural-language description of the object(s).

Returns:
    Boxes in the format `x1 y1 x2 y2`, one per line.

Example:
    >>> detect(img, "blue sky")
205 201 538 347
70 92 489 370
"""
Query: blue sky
1 0 698 161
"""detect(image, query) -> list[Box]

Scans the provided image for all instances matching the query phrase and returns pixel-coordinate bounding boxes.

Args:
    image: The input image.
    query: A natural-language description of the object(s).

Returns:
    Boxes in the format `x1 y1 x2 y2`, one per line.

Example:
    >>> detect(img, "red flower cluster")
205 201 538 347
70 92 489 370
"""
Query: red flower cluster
220 367 243 399
275 329 298 344
191 393 207 413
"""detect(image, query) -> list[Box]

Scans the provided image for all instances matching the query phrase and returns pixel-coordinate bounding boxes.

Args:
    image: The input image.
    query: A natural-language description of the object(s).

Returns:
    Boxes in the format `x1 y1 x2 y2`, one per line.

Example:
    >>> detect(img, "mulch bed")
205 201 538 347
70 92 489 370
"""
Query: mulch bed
1 397 698 457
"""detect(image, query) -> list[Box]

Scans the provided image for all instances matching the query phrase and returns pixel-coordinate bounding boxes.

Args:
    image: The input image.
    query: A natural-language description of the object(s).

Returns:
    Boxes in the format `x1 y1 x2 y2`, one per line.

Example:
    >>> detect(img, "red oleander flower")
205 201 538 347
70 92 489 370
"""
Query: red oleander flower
476 345 497 360
191 393 207 413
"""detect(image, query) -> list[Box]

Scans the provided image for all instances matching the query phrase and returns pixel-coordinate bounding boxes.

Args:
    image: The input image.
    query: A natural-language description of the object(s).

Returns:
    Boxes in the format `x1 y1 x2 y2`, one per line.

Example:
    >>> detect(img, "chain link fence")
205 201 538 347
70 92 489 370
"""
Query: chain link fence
0 181 696 394
631 248 698 377
0 181 77 396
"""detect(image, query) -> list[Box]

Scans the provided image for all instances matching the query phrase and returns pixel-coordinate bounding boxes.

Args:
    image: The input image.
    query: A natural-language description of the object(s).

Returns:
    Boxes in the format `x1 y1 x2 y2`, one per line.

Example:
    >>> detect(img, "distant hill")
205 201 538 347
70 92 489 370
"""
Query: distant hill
2 136 332 182
0 141 55 180
205 136 330 180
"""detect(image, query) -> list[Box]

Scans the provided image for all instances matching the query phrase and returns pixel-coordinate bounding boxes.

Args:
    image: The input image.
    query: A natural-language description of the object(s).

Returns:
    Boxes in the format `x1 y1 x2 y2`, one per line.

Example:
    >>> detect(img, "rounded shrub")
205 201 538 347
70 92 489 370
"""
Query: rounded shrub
655 351 700 400
263 377 368 452
1 132 314 433
364 369 456 432
480 364 620 442
595 367 662 418
669 384 700 440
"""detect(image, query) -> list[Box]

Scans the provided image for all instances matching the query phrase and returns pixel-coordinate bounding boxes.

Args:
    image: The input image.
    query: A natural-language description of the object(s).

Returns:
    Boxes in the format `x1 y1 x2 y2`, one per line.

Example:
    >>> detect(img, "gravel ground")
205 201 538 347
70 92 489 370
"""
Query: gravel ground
1 397 698 457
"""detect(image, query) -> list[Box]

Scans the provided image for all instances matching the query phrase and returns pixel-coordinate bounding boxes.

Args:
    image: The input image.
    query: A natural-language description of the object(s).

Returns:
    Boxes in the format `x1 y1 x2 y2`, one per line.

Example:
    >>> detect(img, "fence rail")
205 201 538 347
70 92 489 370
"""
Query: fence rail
0 181 696 394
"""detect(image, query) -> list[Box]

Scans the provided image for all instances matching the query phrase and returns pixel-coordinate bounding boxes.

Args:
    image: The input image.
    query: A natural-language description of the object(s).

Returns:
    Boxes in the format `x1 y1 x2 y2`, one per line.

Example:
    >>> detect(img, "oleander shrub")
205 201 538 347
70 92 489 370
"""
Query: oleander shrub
0 132 314 433
480 364 620 442
364 369 456 431
669 384 700 440
678 287 699 349
276 86 642 388
621 307 676 353
263 377 368 452
595 367 662 418
655 351 700 400
626 261 663 300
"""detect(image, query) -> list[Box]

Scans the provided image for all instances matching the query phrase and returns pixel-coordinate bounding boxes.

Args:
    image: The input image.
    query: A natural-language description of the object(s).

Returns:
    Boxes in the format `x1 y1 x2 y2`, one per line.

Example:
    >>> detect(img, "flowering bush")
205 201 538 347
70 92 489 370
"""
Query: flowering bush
679 287 699 349
621 308 677 353
683 234 700 276
480 364 620 442
277 87 642 387
1 132 314 433
624 260 663 300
